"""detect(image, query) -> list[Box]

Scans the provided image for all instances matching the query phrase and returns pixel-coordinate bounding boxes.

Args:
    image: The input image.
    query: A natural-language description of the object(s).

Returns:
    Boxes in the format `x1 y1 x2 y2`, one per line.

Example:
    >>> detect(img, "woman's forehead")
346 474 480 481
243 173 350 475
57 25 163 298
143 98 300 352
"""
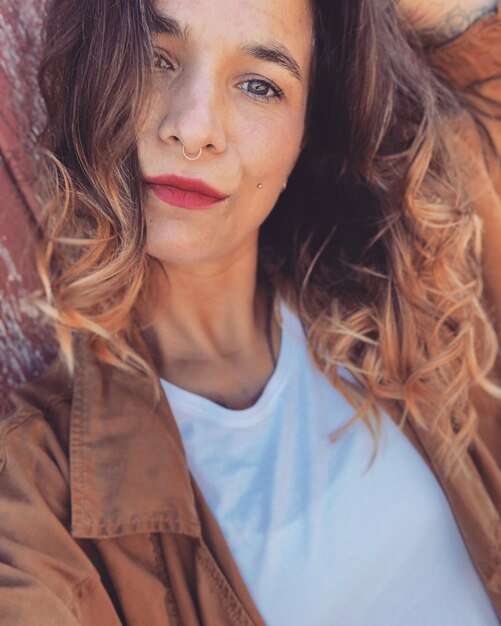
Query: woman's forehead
152 0 313 60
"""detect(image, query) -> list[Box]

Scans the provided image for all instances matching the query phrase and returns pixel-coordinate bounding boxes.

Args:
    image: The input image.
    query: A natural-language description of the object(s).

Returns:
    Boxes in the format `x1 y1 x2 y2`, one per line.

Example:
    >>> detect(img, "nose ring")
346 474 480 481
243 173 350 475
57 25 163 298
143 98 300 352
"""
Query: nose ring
182 145 203 161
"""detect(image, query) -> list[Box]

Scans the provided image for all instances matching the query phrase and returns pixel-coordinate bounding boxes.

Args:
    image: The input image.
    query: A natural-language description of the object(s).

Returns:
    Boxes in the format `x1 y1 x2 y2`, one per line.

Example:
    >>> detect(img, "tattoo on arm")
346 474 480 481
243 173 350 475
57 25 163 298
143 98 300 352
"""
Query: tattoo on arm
407 2 497 46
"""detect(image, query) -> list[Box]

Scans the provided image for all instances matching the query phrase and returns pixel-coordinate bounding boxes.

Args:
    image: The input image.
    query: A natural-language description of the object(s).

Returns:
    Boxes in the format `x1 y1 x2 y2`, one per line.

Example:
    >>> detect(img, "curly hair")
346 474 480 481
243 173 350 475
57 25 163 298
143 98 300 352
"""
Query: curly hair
36 0 500 477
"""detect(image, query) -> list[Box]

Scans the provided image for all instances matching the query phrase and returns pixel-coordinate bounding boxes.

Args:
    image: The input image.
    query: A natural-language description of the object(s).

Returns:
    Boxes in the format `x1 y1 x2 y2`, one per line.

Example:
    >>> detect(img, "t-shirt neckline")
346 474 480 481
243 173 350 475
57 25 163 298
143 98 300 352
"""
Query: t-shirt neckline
160 300 298 428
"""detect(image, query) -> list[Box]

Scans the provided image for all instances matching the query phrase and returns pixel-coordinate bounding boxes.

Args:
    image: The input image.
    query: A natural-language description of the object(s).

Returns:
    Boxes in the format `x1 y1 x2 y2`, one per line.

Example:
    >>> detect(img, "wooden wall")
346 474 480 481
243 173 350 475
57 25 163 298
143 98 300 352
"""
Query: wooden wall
0 0 56 417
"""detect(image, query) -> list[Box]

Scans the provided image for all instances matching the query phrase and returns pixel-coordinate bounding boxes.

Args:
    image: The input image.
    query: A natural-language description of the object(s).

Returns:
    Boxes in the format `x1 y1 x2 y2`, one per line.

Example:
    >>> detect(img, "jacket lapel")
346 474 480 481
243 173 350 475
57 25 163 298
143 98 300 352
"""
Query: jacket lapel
69 333 201 540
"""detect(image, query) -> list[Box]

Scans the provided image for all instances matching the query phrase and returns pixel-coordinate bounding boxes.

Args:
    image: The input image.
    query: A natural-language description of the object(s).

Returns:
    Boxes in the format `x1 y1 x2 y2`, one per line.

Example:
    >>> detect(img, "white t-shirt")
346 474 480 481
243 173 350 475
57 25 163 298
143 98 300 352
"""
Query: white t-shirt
161 302 498 626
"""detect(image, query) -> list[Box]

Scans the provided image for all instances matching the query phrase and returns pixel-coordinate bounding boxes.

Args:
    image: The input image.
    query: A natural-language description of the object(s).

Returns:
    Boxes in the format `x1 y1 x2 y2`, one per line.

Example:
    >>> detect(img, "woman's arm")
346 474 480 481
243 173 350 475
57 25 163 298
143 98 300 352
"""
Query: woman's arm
398 0 498 44
400 1 501 455
421 3 501 328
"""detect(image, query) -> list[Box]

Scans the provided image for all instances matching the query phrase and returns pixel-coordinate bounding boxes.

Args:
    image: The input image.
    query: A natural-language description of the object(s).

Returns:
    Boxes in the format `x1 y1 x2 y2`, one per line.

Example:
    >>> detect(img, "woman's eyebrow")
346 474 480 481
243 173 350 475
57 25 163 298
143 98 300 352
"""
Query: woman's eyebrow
150 11 302 82
150 12 190 42
241 42 302 82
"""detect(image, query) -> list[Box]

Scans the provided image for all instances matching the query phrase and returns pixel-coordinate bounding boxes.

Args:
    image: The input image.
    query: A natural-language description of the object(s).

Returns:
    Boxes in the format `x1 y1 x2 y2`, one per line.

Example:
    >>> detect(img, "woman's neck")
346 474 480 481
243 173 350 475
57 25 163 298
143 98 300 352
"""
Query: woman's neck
142 245 280 410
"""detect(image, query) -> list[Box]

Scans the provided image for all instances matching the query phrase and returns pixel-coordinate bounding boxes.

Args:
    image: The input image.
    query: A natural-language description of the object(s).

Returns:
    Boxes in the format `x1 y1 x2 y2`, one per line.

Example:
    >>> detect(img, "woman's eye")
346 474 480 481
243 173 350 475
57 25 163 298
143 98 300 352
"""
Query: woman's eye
239 78 284 101
150 58 283 100
153 51 174 71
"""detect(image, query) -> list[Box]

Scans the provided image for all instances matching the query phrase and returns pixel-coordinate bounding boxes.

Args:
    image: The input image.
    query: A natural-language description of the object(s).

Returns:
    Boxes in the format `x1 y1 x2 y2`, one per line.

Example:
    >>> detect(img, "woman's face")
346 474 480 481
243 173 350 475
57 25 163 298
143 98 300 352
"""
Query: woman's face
137 0 313 268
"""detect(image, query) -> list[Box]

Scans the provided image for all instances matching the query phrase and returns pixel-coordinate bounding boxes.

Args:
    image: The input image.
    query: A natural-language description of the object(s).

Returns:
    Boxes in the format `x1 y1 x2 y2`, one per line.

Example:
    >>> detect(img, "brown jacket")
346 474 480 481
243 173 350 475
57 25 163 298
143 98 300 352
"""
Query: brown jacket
1 9 501 626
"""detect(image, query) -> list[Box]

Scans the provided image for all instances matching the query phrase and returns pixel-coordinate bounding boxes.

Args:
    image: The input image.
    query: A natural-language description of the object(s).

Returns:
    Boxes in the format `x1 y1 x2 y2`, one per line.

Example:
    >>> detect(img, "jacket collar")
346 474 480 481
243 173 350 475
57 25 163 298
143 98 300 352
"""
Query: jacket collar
69 332 201 540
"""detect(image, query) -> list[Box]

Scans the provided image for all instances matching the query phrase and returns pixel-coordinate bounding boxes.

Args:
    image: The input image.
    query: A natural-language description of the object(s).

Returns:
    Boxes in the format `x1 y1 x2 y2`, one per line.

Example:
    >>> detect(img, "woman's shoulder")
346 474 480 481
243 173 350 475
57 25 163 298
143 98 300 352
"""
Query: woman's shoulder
0 353 108 624
0 360 72 513
2 353 74 475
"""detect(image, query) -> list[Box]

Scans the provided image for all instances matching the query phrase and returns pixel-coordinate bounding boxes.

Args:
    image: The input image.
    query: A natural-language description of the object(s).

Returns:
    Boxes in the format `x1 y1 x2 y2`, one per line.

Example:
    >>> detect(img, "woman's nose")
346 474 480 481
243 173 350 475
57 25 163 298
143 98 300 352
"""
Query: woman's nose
157 67 227 156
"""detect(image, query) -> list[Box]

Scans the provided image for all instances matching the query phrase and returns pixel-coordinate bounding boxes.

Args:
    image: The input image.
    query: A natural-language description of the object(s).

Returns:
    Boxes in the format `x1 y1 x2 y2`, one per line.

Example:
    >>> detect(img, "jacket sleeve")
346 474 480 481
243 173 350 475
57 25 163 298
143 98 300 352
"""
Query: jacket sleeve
0 409 103 625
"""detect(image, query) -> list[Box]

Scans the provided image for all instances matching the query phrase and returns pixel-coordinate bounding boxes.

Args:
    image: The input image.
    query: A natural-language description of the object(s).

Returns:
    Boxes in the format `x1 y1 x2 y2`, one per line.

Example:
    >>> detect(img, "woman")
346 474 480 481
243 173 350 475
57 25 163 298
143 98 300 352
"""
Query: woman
1 0 500 623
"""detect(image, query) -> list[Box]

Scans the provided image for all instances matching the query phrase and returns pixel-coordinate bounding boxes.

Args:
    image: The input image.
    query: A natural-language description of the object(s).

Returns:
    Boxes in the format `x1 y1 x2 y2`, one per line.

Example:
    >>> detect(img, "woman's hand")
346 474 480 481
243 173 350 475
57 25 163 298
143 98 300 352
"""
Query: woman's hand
397 0 498 44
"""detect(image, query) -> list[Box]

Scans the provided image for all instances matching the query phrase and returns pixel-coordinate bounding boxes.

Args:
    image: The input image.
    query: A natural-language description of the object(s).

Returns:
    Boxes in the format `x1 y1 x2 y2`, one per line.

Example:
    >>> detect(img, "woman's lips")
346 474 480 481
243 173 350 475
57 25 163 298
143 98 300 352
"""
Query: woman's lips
147 184 226 209
144 175 229 210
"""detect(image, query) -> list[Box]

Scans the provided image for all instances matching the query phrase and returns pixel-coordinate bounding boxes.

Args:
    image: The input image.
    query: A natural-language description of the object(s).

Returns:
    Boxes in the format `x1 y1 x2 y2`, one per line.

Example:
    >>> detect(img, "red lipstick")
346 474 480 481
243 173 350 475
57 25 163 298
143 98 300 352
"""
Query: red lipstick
144 174 229 210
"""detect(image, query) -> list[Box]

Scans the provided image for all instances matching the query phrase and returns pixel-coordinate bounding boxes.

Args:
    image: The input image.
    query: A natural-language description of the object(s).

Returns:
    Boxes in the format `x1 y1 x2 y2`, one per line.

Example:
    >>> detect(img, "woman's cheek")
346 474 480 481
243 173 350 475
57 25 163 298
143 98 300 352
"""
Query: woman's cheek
237 111 304 182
